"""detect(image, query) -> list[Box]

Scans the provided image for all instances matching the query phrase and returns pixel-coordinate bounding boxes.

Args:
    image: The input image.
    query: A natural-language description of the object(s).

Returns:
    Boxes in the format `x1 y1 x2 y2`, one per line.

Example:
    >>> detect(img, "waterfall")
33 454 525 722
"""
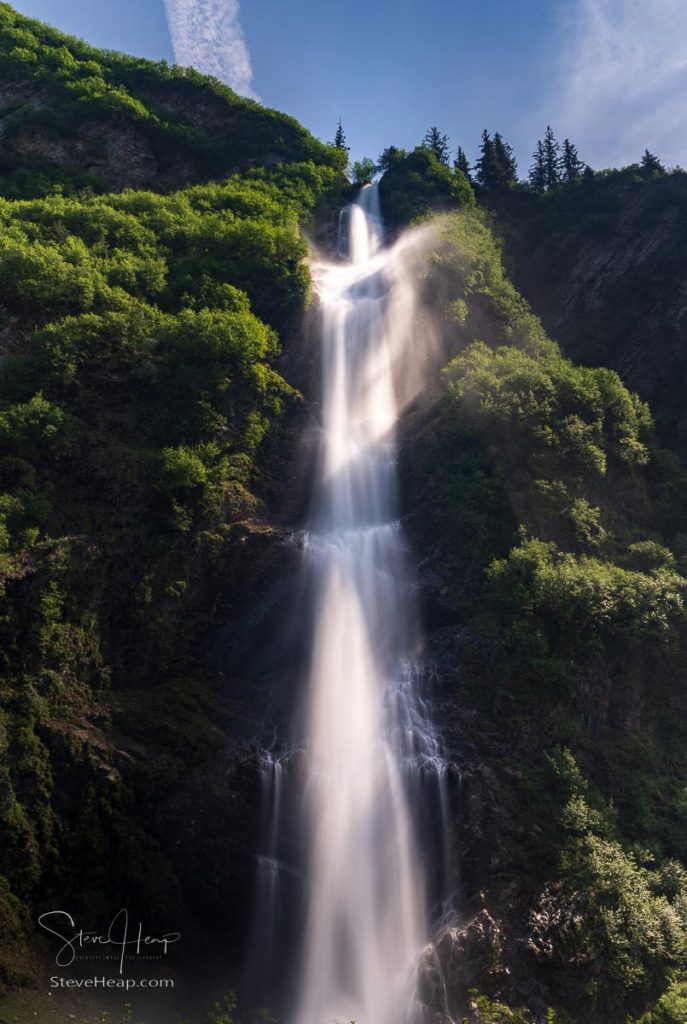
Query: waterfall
291 185 447 1024
246 186 452 1023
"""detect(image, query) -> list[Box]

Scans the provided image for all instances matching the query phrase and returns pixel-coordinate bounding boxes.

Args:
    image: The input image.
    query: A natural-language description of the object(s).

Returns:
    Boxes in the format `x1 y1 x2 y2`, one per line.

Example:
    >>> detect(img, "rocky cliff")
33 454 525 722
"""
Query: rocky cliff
490 170 687 456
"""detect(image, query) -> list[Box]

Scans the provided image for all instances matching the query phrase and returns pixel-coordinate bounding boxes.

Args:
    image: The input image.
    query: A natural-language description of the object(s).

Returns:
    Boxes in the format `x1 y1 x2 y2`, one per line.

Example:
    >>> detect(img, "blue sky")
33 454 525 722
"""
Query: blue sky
12 0 687 174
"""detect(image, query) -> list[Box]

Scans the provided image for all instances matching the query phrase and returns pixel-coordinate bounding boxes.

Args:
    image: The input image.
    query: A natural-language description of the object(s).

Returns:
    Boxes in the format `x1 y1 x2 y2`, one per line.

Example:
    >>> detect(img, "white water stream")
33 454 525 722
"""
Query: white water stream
248 186 452 1024
291 186 447 1024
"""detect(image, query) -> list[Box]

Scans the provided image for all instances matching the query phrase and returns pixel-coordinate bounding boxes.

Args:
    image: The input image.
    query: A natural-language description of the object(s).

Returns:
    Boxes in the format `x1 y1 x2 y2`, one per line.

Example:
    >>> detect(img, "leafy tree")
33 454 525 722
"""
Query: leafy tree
640 149 666 176
454 146 471 181
561 138 584 183
379 148 475 226
351 157 376 186
377 145 407 173
422 126 450 165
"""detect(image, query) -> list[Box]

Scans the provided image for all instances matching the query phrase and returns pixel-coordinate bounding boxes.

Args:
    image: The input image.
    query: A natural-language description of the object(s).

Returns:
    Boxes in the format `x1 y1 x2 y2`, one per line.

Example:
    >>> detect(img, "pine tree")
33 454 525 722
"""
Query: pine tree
475 130 497 188
454 146 471 181
529 140 546 193
542 126 560 189
333 118 349 156
562 139 584 183
422 126 450 165
640 149 665 176
493 132 518 185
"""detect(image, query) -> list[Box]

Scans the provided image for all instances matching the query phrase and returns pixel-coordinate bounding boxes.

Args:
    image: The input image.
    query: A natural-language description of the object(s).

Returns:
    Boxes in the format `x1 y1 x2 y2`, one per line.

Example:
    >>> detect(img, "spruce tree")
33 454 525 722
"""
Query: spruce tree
333 118 349 157
529 140 546 193
562 139 584 183
454 146 471 181
475 130 496 188
422 126 450 165
542 126 560 189
493 132 518 185
640 149 665 176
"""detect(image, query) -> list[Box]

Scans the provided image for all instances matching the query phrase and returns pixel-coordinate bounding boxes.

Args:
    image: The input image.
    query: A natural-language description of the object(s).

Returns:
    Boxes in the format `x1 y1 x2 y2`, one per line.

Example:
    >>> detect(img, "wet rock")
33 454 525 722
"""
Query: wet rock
434 909 504 1004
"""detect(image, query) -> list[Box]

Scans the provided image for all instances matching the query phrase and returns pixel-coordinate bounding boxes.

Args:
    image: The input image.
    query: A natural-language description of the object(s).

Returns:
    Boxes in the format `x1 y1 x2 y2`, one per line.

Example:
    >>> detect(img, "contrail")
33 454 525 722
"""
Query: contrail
553 0 687 168
163 0 259 100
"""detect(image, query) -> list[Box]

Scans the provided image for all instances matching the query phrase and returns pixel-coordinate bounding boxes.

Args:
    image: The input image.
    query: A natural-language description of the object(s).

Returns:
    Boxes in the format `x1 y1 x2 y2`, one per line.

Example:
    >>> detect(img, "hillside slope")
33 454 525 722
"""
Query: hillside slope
393 204 687 1024
0 1 344 197
0 9 347 1010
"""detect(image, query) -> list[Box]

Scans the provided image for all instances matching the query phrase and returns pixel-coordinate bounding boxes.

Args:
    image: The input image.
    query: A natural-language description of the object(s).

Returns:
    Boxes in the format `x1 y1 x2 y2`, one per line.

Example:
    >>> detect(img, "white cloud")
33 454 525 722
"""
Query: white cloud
553 0 687 168
163 0 259 100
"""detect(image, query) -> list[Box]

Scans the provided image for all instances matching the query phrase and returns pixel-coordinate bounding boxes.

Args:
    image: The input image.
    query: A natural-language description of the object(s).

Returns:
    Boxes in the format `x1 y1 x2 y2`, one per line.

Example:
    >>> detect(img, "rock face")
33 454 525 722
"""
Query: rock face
13 118 160 190
435 912 505 1006
493 172 687 454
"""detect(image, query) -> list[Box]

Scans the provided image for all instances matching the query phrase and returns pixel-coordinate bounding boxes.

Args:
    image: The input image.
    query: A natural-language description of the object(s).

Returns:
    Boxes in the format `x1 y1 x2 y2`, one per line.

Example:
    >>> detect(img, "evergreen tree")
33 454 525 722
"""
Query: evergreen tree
475 130 497 187
422 126 450 165
528 140 546 193
640 149 665 176
493 132 518 185
333 118 349 157
454 146 471 181
562 138 584 183
475 130 518 188
542 125 560 189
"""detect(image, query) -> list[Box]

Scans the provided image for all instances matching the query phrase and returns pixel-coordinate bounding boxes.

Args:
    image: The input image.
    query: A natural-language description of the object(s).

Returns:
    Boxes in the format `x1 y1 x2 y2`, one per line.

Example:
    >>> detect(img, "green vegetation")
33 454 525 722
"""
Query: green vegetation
0 2 345 198
0 2 686 1021
398 201 687 1023
379 147 474 228
0 34 344 986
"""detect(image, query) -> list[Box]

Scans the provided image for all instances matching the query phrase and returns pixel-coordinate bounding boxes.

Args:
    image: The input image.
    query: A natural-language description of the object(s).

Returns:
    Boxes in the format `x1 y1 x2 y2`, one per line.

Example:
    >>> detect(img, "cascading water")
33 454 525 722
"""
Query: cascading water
246 186 453 1022
290 185 449 1024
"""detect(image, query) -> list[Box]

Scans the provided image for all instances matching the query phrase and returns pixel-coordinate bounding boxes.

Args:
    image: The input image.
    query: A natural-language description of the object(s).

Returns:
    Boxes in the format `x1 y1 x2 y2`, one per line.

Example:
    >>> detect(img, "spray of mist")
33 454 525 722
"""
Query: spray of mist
163 0 258 99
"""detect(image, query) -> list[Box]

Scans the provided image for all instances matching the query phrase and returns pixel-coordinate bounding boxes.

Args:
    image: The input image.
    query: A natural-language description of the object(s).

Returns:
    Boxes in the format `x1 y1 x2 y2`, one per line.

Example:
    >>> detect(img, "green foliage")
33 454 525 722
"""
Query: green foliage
396 193 687 1021
464 991 533 1023
351 157 377 186
422 126 451 165
475 130 518 189
551 757 687 1003
633 974 687 1023
379 147 475 228
207 992 237 1024
0 73 337 969
0 2 344 198
446 341 650 473
429 208 551 356
488 538 687 648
